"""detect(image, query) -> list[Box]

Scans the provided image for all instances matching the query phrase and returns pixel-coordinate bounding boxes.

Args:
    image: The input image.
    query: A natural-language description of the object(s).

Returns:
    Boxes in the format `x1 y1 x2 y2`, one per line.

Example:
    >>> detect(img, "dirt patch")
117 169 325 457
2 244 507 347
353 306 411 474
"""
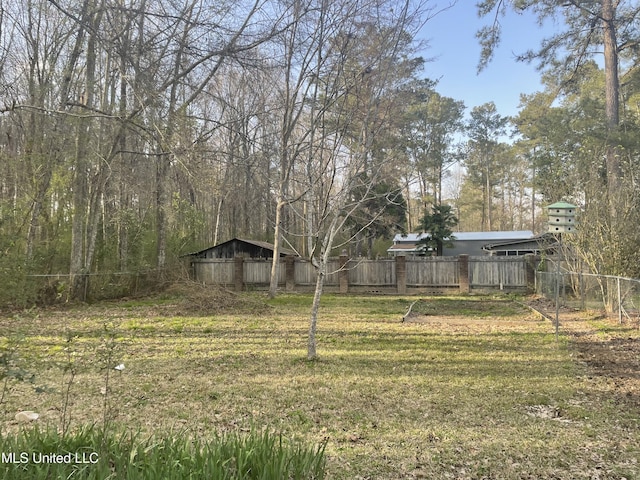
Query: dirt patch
521 296 578 319
158 281 271 316
524 404 571 422
401 297 544 333
401 315 549 338
526 296 640 411
409 296 640 412
569 325 640 410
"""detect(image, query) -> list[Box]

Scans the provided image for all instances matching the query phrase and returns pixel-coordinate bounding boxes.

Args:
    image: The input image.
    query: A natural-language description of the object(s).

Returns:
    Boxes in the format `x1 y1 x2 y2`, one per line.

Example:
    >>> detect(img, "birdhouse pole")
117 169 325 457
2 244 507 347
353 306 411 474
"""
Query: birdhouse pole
546 202 577 341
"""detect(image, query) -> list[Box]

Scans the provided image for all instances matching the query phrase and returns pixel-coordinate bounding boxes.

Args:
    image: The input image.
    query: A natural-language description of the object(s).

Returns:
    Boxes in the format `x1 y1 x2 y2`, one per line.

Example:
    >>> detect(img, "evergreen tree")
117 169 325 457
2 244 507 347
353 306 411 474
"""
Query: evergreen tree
418 204 458 256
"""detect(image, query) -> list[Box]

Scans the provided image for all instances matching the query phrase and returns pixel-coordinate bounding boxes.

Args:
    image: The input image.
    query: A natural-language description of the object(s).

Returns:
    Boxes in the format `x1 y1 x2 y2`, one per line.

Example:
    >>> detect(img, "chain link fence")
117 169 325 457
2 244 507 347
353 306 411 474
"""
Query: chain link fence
536 269 640 324
0 267 187 308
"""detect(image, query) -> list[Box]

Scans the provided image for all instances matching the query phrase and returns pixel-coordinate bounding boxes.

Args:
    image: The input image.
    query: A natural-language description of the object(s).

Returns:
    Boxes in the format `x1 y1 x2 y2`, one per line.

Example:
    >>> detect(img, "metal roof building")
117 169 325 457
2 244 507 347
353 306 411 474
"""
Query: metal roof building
387 231 537 257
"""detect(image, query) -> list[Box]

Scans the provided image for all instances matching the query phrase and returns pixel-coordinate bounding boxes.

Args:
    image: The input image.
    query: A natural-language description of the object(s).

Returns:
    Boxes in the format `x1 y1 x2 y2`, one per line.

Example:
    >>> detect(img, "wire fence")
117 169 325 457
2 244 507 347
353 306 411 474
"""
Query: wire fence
0 267 186 308
27 270 165 304
536 269 640 324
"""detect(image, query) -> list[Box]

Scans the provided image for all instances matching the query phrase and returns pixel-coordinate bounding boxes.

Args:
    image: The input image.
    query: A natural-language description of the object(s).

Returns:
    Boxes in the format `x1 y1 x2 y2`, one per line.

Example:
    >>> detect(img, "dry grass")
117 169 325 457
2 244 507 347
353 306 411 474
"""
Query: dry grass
1 291 639 479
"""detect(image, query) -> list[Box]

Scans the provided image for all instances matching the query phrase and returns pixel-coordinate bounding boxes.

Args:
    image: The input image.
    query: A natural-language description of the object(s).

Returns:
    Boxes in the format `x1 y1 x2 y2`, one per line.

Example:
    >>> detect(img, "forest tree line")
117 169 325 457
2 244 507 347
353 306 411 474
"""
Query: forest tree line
1 0 640 305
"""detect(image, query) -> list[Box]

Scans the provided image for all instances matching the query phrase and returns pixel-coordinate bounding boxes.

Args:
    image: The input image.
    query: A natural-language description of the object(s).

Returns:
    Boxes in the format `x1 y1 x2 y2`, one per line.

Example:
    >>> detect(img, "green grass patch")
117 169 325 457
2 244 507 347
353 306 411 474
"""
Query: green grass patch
0 425 326 479
1 293 639 479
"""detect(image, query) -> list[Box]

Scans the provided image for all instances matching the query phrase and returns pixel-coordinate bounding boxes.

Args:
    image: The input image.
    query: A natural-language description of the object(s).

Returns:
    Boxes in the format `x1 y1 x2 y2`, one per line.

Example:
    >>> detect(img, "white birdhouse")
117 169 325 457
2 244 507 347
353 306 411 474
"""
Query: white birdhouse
547 201 577 233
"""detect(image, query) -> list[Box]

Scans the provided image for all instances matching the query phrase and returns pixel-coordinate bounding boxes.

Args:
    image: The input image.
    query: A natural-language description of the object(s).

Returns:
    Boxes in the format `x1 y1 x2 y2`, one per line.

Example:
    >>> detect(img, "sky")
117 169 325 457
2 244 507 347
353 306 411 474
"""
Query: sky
418 3 559 118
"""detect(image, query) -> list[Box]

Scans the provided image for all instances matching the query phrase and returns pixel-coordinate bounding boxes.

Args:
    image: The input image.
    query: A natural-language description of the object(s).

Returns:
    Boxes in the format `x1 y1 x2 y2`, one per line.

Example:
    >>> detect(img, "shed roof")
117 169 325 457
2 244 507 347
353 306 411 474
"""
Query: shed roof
186 238 297 257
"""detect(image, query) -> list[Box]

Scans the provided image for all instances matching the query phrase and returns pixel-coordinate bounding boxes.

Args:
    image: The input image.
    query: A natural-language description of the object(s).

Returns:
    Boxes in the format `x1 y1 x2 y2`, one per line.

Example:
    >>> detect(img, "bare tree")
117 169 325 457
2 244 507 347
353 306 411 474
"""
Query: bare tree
267 0 340 298
0 0 450 306
302 0 441 359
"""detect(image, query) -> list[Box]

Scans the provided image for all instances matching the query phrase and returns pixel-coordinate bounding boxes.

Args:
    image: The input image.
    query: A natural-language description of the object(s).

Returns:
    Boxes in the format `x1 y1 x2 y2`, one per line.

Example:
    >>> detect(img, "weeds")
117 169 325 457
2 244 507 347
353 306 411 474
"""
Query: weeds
95 323 122 436
0 425 326 479
59 332 77 436
0 334 35 421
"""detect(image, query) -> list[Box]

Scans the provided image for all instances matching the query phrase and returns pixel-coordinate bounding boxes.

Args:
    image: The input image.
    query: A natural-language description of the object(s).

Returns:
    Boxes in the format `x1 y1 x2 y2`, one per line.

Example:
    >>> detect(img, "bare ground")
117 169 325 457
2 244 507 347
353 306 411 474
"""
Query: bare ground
527 296 640 412
404 295 640 414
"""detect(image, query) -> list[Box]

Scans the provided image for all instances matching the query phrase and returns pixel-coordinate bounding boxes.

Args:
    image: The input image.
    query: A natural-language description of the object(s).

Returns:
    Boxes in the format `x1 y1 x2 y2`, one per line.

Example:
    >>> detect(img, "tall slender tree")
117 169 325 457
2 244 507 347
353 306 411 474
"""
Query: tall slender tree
514 61 640 277
477 0 640 215
303 0 440 359
0 0 458 306
403 79 465 207
464 102 509 231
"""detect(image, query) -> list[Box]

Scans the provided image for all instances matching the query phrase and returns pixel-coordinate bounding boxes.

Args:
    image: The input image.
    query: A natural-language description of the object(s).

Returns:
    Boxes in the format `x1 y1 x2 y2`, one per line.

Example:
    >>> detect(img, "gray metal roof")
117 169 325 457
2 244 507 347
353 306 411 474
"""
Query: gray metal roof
392 231 534 243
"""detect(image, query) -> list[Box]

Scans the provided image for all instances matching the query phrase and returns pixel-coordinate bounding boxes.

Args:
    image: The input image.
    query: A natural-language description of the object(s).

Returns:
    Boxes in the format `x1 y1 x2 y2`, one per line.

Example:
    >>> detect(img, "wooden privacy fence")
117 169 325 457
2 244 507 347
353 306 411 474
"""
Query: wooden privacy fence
190 254 537 294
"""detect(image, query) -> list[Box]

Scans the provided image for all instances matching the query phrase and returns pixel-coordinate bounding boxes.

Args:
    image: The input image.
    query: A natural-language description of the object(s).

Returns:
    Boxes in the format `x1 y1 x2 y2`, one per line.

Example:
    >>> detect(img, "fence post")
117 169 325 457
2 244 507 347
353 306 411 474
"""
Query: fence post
234 256 244 291
617 276 622 324
458 254 470 293
339 252 349 293
396 255 407 295
285 256 296 292
524 254 537 292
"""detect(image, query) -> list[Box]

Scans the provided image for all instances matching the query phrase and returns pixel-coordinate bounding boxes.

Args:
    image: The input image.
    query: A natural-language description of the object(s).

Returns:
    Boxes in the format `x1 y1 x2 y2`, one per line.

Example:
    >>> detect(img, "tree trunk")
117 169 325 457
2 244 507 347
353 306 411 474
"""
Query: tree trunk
213 197 224 247
485 163 492 230
85 169 109 279
70 122 90 300
268 196 284 299
156 154 169 269
70 0 99 301
307 263 325 360
602 0 622 213
117 79 129 270
26 177 50 260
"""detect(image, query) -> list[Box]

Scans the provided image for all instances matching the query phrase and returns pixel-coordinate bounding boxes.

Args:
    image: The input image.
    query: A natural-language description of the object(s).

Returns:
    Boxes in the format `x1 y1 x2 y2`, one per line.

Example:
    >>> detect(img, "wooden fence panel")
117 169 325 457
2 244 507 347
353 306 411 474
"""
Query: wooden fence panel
348 259 396 286
193 259 234 284
243 259 284 284
294 260 315 286
406 258 459 286
325 260 341 286
292 259 340 285
469 257 526 287
190 255 531 292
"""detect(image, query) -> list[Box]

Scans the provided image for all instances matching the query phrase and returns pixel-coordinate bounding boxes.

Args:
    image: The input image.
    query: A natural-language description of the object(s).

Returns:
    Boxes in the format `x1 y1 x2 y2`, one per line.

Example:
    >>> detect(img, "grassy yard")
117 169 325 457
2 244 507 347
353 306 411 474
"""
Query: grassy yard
1 291 639 479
